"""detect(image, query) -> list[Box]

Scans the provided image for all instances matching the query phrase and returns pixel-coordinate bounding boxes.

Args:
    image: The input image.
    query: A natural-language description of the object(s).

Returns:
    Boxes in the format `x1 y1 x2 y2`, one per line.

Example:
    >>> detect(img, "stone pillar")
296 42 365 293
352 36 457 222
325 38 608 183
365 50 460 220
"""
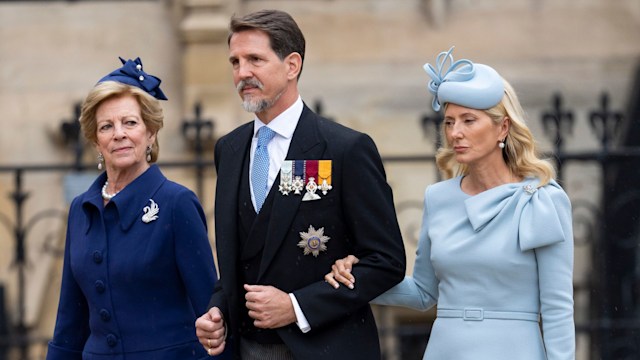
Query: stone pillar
175 0 242 140
421 0 447 28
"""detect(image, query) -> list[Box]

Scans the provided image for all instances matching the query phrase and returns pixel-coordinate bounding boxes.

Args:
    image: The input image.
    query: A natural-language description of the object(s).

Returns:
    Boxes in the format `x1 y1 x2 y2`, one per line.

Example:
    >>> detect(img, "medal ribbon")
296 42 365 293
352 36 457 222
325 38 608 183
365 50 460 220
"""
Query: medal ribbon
305 160 318 183
318 160 332 185
280 160 292 183
281 160 292 177
293 160 305 182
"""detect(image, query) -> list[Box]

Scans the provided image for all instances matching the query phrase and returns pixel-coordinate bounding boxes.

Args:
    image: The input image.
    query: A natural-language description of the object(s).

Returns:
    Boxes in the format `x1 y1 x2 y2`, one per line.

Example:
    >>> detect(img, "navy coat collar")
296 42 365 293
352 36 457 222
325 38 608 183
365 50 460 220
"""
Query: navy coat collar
82 164 167 233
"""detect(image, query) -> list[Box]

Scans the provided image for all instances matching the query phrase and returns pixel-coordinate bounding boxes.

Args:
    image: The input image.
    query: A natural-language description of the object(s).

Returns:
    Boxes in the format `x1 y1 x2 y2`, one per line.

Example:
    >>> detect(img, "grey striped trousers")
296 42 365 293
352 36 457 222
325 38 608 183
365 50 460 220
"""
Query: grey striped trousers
240 337 295 360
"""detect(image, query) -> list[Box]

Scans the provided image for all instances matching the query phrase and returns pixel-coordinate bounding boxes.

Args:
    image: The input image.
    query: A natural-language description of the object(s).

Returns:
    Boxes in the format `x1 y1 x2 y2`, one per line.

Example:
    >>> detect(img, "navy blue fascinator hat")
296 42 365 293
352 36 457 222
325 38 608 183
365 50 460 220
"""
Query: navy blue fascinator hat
424 47 503 112
98 57 168 100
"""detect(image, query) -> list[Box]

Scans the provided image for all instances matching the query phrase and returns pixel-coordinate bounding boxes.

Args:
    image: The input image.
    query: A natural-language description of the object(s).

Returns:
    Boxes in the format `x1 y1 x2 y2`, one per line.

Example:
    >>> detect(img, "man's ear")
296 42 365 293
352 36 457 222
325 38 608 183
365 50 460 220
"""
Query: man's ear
285 52 302 80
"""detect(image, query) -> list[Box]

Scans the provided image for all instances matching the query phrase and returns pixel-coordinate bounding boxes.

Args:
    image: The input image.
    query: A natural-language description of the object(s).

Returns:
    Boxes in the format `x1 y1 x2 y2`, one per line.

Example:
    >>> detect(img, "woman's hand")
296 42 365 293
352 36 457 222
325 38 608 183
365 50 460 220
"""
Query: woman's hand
324 255 360 289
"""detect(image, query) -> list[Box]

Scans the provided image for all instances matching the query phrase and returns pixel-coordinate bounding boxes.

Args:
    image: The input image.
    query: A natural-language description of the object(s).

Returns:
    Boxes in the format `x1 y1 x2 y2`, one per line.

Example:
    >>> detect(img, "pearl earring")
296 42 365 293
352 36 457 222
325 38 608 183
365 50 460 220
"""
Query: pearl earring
498 141 505 149
97 153 104 170
146 145 152 162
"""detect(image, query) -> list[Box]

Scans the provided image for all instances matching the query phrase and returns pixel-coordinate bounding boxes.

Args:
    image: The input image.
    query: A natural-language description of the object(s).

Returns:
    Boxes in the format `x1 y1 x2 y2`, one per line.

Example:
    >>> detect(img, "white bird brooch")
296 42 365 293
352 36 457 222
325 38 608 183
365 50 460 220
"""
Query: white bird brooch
141 199 159 223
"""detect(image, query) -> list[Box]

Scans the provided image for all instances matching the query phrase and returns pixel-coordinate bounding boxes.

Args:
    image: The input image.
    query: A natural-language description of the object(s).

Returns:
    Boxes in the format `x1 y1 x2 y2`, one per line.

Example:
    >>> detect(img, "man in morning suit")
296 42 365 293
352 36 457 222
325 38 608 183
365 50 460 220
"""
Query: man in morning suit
195 9 406 360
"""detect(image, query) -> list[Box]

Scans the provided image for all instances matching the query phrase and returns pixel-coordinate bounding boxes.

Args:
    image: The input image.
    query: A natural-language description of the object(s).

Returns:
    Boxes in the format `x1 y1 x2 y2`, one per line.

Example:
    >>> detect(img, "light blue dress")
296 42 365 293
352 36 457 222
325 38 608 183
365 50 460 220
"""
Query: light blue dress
374 176 575 359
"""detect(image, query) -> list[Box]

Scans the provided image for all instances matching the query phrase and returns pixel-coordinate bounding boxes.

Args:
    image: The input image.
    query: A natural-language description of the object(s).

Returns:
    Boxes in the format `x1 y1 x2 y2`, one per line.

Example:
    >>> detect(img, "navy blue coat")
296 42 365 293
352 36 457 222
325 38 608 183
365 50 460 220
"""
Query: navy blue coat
47 165 218 360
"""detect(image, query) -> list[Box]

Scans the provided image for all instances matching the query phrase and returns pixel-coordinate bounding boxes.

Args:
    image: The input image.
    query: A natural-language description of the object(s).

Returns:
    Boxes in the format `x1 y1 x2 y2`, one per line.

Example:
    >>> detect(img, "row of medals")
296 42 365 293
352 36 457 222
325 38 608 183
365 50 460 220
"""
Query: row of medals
279 160 332 201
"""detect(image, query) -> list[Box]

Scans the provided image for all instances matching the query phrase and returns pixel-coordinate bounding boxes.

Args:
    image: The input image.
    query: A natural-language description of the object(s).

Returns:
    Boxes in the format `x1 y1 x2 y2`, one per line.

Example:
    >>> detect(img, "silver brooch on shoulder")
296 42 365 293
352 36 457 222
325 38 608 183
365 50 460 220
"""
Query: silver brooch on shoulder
523 184 537 195
142 199 159 223
298 225 330 257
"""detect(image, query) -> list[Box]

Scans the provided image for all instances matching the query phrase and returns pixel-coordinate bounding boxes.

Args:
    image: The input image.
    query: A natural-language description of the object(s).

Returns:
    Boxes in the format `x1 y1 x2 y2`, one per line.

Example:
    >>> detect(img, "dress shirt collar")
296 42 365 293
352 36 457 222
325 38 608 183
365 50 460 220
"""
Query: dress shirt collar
253 96 302 139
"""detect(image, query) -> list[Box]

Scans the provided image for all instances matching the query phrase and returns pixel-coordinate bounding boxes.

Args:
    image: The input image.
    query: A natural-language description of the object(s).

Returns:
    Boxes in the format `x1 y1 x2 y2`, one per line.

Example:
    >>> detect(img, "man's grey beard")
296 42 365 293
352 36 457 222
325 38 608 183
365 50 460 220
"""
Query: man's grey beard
242 97 272 113
237 78 282 113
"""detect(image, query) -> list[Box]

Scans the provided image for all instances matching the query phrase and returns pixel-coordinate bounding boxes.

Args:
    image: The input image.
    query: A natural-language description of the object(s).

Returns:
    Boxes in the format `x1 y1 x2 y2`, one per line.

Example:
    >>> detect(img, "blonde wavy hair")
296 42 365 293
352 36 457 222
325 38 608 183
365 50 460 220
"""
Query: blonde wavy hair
435 79 555 186
79 81 164 163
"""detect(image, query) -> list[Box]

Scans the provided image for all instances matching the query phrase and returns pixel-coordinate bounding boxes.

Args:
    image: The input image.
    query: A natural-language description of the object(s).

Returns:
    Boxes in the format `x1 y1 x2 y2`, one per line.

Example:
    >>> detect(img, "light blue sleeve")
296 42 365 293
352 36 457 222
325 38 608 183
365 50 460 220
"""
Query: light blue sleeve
372 187 439 311
536 186 575 360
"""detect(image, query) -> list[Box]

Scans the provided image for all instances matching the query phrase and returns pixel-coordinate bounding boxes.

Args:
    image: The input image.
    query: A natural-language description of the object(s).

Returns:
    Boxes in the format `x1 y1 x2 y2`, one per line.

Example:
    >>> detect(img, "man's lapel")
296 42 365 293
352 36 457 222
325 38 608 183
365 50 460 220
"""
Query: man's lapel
258 107 327 280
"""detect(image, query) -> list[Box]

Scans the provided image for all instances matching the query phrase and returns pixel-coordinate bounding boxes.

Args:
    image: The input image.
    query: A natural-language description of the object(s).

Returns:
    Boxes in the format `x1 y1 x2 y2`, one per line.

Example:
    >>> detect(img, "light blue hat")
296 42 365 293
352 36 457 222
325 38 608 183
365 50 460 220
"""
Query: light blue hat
424 47 504 112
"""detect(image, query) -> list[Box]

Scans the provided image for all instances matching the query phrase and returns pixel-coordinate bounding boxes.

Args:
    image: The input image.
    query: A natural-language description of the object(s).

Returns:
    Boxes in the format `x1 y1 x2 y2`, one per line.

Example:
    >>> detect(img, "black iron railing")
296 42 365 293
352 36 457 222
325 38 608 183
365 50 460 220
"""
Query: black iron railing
1 90 639 359
0 102 216 360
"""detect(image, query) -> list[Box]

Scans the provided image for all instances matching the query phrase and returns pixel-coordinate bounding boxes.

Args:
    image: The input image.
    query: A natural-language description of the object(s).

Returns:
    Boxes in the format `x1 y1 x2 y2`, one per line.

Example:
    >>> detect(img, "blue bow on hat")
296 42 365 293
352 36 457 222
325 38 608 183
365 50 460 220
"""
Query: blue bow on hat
423 47 503 112
98 57 168 100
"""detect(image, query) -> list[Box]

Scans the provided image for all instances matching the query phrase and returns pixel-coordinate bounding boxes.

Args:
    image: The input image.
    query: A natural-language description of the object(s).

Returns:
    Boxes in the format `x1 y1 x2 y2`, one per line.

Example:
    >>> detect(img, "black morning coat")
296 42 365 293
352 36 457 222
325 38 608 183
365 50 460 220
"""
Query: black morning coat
208 104 406 359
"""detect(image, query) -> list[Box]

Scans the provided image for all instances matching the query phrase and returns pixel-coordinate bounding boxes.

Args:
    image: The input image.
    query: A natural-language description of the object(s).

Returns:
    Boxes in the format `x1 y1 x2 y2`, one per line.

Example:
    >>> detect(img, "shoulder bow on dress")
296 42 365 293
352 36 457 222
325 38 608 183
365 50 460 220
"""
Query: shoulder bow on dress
464 179 568 251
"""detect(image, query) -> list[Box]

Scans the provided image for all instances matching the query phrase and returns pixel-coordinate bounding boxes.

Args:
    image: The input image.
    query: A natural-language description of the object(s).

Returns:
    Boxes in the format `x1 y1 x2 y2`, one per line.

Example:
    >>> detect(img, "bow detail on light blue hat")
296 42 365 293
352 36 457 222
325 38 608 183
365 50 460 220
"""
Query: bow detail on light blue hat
424 47 474 112
464 178 568 252
423 46 504 112
98 57 168 100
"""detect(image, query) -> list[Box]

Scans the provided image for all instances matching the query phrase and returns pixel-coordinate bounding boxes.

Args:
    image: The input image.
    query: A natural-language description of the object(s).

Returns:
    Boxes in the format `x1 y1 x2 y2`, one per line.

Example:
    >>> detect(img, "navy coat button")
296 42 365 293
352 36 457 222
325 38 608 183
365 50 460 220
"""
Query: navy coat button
94 280 106 293
106 334 117 347
92 251 103 264
99 309 111 322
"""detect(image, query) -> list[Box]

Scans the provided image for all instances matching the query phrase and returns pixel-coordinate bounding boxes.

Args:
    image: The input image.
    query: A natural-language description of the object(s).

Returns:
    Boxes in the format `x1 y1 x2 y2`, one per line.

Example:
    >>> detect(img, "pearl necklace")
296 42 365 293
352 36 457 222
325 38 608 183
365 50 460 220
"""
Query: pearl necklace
101 180 119 200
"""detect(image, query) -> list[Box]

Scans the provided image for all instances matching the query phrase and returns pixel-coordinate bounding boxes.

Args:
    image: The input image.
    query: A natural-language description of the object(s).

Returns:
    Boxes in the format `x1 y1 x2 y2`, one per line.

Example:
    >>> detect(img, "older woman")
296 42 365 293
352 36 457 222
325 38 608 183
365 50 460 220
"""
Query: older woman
47 58 220 360
325 48 575 359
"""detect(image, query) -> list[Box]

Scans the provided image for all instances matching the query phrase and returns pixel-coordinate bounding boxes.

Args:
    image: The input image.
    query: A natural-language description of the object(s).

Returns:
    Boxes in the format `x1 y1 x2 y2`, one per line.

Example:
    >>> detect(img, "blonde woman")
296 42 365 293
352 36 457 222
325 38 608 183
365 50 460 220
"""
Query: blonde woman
325 48 575 360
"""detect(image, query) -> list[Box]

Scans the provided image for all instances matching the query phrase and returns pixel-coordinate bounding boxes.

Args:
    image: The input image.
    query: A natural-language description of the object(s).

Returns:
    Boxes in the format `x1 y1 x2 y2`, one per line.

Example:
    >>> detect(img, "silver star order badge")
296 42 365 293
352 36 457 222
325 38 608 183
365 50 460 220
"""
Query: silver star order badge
298 225 330 257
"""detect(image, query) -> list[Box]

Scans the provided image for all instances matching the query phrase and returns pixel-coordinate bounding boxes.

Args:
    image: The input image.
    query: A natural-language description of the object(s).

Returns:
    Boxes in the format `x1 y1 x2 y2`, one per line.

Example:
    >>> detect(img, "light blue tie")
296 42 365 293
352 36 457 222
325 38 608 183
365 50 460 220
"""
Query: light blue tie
251 126 276 212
